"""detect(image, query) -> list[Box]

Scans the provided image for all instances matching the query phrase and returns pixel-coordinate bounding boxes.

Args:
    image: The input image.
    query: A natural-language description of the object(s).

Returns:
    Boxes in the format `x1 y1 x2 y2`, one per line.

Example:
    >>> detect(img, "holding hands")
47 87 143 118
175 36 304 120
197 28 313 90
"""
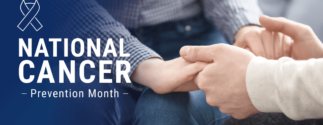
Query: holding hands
180 15 323 119
132 15 323 120
180 44 258 119
132 15 297 95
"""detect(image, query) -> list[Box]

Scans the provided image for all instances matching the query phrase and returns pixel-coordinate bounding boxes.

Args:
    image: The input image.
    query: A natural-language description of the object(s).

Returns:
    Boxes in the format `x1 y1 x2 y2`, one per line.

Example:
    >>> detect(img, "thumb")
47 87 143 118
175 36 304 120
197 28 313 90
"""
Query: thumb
259 15 311 40
180 46 214 63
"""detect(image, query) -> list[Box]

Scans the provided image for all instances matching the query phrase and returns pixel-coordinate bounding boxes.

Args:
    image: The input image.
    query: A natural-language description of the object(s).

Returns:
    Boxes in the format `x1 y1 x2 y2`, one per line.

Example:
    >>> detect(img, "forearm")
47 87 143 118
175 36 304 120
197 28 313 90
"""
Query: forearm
54 0 161 91
246 57 323 120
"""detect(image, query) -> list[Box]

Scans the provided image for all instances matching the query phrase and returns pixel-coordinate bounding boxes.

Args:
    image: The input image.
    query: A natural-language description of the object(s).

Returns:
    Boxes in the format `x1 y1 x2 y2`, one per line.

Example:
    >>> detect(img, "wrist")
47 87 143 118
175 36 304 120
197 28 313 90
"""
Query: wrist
235 25 262 41
131 58 163 88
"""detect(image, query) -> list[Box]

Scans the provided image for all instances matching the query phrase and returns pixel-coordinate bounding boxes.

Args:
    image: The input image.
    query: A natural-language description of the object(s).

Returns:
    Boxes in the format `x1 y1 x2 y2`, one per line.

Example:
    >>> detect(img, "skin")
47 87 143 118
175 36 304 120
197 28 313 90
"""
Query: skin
181 44 258 119
131 57 207 94
179 15 323 119
260 15 323 60
130 16 293 94
235 25 292 59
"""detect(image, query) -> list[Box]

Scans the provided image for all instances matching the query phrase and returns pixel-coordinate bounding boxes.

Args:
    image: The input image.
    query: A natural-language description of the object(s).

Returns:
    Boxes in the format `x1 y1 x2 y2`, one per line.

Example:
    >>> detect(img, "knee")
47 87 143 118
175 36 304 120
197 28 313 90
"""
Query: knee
133 89 192 124
136 89 190 110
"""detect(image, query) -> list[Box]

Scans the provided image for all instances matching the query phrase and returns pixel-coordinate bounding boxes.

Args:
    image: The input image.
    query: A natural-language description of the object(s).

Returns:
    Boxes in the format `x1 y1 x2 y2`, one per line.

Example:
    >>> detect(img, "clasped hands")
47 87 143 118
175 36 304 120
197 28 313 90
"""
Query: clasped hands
179 15 323 119
131 15 323 119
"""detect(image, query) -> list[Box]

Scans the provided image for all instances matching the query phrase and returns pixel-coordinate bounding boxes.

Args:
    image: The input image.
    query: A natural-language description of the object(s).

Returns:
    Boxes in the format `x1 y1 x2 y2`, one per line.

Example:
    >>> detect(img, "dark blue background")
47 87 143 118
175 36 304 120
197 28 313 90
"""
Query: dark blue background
1 0 67 124
0 0 145 124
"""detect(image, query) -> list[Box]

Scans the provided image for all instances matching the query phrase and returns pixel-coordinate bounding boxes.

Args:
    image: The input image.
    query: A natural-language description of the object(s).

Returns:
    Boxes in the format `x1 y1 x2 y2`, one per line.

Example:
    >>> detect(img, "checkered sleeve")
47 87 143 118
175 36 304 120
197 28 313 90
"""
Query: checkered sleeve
202 0 263 44
53 0 161 91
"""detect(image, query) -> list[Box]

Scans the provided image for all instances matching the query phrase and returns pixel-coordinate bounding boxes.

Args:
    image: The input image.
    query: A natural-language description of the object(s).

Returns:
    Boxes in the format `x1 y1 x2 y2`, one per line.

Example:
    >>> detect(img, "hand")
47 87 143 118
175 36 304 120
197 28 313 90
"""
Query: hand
234 25 292 59
131 57 207 94
180 44 260 119
259 15 323 60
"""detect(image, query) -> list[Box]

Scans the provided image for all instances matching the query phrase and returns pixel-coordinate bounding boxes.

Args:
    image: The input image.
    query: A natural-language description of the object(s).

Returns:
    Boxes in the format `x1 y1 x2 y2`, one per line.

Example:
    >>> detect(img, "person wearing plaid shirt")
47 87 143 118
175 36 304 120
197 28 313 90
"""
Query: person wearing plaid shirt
50 0 290 124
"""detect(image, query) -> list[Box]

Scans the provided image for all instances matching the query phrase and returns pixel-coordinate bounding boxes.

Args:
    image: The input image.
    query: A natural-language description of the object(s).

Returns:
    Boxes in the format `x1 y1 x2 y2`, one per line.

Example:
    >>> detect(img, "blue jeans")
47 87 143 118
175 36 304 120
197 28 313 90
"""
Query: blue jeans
47 62 142 125
130 14 230 125
133 89 230 125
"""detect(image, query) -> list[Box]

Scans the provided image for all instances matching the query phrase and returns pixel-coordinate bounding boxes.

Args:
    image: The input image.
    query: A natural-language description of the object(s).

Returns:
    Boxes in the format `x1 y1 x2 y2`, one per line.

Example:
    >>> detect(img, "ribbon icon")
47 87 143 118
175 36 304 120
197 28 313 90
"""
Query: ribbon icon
17 0 43 31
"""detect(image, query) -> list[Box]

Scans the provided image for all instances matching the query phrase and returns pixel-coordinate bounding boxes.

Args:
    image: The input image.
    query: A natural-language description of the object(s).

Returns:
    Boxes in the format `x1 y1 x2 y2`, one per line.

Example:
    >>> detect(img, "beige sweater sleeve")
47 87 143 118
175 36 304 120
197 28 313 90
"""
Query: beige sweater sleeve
246 57 323 120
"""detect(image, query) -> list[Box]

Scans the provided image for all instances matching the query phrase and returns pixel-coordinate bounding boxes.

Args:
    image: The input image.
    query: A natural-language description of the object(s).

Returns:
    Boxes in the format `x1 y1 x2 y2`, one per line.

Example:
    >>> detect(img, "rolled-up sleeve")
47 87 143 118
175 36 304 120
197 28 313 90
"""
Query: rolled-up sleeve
53 0 161 91
202 0 263 44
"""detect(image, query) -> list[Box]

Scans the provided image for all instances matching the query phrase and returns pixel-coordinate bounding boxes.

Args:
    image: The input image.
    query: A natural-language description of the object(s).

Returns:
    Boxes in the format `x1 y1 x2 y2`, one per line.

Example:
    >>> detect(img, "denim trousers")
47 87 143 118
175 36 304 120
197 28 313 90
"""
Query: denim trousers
129 14 230 125
45 62 142 125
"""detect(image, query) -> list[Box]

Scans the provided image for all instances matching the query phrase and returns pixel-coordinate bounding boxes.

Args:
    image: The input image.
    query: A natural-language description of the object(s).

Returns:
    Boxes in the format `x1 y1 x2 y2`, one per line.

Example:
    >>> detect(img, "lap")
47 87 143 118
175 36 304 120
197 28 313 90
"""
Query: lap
48 61 141 125
133 89 230 125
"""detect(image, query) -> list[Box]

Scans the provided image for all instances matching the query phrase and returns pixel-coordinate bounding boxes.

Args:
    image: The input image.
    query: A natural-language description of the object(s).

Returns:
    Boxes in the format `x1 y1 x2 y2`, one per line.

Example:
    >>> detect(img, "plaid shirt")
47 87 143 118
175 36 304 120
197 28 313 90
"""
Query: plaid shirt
54 0 262 91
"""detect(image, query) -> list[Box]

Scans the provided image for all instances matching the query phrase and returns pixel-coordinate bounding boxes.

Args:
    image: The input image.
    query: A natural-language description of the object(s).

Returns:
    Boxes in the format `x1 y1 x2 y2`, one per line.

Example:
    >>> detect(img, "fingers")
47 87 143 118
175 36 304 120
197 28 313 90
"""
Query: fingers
174 61 207 91
259 15 313 40
180 46 214 63
282 35 292 57
246 35 267 57
273 32 283 59
181 62 208 78
261 30 274 59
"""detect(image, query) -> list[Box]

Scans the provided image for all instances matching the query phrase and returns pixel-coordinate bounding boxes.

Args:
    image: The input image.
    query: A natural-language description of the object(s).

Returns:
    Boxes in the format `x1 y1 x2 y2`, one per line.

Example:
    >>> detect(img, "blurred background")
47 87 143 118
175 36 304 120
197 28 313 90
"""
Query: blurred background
258 0 323 41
